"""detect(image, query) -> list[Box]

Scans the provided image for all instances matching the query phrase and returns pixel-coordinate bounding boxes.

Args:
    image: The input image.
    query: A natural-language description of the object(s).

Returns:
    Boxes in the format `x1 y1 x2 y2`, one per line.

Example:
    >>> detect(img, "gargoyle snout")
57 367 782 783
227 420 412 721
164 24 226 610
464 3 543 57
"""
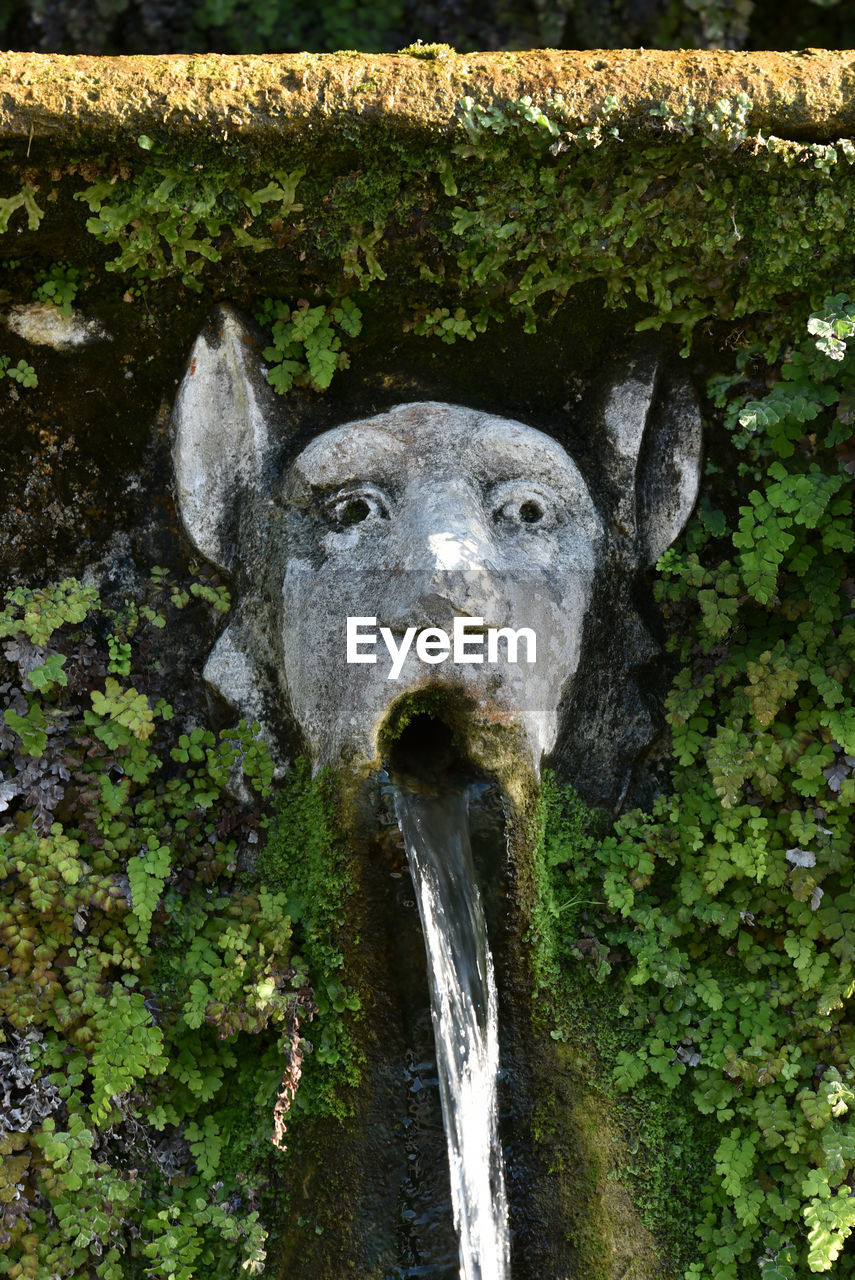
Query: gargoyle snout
396 479 499 574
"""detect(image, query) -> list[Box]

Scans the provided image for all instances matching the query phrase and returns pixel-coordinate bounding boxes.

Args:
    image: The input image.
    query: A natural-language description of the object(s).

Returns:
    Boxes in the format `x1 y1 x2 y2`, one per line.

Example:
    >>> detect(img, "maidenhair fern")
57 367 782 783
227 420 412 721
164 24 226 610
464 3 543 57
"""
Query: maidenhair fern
537 297 855 1278
0 572 356 1279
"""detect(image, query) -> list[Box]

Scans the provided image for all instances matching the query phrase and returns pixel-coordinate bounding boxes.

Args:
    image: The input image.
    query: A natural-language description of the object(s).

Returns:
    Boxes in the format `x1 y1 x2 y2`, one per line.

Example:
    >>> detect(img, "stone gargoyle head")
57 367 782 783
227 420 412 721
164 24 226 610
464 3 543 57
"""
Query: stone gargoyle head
172 306 702 804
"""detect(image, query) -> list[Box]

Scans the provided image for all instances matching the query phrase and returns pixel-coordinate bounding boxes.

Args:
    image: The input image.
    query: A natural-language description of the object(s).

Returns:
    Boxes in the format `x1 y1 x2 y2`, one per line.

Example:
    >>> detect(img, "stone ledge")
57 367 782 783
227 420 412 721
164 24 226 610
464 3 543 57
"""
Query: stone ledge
0 49 854 148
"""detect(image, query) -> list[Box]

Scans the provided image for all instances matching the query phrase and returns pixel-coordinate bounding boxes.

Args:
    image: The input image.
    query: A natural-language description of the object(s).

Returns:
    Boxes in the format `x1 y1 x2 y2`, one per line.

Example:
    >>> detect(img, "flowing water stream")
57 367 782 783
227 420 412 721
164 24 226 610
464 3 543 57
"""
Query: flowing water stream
394 783 511 1280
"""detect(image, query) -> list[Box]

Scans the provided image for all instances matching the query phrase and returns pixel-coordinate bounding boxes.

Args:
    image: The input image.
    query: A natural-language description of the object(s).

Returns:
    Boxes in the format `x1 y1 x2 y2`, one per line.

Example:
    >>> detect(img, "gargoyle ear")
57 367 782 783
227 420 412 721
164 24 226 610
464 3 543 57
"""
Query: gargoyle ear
172 304 278 572
598 348 702 565
635 367 703 565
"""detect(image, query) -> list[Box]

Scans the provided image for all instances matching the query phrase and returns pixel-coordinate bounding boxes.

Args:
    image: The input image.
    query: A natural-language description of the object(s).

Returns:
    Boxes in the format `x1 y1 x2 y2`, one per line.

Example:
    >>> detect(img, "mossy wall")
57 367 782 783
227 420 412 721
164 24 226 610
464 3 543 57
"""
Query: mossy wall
2 50 854 583
1 50 855 1280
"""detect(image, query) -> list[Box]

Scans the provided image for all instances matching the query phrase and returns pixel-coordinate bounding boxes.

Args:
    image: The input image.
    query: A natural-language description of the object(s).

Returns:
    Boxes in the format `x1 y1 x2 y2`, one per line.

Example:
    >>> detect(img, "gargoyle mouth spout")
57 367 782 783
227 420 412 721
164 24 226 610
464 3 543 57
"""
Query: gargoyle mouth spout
386 713 468 794
379 685 534 810
381 690 476 793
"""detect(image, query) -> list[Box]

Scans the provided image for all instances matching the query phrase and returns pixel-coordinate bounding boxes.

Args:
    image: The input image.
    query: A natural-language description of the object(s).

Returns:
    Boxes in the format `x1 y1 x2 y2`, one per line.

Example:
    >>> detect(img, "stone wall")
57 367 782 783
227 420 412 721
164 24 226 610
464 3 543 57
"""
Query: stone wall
2 50 855 1280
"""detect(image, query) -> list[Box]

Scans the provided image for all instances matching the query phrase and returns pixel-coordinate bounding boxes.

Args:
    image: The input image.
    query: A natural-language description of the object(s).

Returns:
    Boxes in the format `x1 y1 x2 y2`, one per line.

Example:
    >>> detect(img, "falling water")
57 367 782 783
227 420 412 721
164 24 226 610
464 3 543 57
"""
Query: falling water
395 784 510 1280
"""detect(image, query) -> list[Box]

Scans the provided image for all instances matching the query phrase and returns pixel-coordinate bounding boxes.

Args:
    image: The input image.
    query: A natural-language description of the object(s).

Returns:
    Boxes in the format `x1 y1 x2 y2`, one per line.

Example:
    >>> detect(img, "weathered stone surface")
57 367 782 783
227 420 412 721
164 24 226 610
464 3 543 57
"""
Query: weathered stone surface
277 402 603 781
6 302 110 350
0 50 854 149
172 305 274 574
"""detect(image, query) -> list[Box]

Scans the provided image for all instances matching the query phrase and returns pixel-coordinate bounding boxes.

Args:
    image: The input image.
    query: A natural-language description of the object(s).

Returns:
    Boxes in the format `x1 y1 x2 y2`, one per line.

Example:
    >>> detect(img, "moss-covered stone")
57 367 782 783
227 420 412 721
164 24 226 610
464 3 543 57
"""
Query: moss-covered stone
529 1043 660 1280
1 50 855 148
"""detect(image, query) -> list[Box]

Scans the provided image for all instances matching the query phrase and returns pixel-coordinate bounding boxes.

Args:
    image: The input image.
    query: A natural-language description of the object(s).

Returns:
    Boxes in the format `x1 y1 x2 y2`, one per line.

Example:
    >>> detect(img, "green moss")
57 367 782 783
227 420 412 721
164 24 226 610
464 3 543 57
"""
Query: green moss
397 41 456 59
378 686 460 744
256 761 363 1124
521 774 720 1275
4 87 855 391
529 1053 662 1280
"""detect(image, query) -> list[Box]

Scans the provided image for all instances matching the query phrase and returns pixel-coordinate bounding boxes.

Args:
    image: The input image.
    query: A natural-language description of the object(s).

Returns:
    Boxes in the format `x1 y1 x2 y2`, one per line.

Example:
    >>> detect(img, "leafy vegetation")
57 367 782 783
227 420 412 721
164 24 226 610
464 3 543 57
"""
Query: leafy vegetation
77 138 304 292
2 87 852 396
0 576 360 1279
0 184 43 235
434 96 855 351
256 296 363 393
32 262 85 315
186 0 406 55
256 764 362 1121
0 354 37 386
531 297 855 1277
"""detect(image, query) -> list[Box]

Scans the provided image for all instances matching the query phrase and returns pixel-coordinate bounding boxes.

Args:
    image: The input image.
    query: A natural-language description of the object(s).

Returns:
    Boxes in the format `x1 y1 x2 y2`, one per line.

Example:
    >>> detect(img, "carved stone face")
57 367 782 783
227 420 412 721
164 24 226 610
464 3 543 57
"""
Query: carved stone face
172 306 702 796
277 402 604 770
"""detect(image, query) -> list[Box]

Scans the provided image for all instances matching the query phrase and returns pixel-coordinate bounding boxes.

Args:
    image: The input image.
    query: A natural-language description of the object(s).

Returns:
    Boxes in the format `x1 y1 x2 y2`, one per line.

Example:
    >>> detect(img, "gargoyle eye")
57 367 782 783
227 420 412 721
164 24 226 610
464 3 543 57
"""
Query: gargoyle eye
490 483 557 530
518 499 544 524
328 487 389 526
340 497 371 525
